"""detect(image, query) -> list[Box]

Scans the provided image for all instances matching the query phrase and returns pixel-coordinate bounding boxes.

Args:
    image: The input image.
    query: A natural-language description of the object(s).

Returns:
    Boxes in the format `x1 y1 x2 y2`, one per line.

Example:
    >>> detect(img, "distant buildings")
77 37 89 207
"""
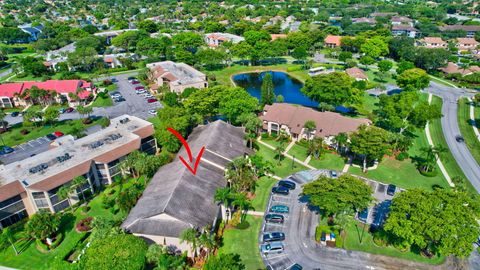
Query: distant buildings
391 16 413 26
0 115 156 229
0 80 96 108
351 17 376 25
122 120 252 255
270 34 287 41
455 38 479 52
94 29 138 44
324 35 342 48
147 61 208 93
391 25 418 38
439 25 480 38
439 62 480 76
204 33 244 47
259 103 371 143
416 37 447 49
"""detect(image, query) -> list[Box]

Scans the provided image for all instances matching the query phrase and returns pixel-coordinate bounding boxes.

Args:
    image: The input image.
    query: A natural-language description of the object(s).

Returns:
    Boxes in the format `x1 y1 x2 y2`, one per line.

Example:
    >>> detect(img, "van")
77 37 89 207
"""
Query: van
260 242 284 254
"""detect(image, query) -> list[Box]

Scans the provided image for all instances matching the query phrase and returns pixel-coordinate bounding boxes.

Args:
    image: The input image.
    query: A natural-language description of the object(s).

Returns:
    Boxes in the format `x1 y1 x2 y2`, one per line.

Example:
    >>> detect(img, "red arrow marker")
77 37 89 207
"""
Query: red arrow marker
167 127 205 175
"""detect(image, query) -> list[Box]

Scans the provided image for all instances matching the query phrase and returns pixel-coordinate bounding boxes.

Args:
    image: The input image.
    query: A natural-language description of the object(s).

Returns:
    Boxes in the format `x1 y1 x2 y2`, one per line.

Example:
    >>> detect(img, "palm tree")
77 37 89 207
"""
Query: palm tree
214 187 232 220
0 227 19 255
72 176 88 201
180 228 199 262
225 157 258 193
232 193 252 222
307 137 324 159
274 141 286 164
56 184 72 207
333 212 354 246
303 120 316 139
199 229 217 259
419 146 446 172
333 132 348 155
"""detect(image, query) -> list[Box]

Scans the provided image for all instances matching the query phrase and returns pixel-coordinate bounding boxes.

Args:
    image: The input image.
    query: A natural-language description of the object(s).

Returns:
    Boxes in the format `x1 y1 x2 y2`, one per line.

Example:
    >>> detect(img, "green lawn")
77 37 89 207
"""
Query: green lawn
2 118 103 147
458 98 480 166
358 92 379 116
261 136 288 149
256 142 308 178
429 96 471 190
349 129 450 190
343 222 445 265
0 179 131 269
364 69 396 84
287 142 309 162
147 116 161 129
309 152 346 171
210 63 310 86
91 95 113 107
251 177 277 211
219 215 264 270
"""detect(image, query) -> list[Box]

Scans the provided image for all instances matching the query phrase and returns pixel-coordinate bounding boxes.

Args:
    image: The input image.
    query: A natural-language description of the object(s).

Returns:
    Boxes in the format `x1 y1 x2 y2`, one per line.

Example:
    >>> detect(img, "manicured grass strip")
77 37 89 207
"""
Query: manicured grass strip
261 136 284 149
343 222 445 265
308 152 345 171
458 98 480 165
251 177 277 211
287 142 309 162
349 129 449 191
91 95 113 107
429 96 471 190
358 92 379 116
219 215 264 270
255 143 308 178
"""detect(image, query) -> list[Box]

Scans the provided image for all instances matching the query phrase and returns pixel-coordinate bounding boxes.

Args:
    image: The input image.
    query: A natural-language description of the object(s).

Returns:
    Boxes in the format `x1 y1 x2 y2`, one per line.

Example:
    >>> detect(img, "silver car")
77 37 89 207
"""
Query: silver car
260 242 284 254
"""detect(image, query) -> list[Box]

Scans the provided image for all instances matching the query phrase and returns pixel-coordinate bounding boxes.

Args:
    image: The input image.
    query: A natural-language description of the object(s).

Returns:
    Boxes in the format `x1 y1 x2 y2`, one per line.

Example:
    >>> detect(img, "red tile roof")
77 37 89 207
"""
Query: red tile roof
324 35 342 46
0 80 92 100
0 83 24 98
260 103 371 138
271 34 287 41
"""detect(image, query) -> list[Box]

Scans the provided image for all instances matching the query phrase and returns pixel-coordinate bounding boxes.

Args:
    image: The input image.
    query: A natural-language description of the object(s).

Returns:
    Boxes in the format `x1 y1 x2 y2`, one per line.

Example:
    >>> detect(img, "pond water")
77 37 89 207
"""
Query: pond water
232 71 319 107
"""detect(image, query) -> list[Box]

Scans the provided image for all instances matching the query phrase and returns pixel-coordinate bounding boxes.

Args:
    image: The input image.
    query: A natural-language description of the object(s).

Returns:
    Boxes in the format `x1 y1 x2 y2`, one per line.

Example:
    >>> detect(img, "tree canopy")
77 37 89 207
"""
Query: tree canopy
302 174 373 215
302 72 360 107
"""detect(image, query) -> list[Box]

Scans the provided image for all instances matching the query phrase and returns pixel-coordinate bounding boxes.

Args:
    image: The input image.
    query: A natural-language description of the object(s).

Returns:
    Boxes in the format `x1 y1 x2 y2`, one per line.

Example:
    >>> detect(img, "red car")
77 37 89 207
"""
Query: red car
65 107 74 113
147 98 158 103
131 80 140 85
53 131 64 137
135 86 145 90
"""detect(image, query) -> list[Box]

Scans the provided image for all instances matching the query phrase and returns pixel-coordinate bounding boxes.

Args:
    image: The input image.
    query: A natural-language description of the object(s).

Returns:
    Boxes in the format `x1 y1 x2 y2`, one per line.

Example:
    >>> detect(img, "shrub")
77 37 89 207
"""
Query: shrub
102 79 112 86
101 196 115 209
261 133 269 139
80 205 90 214
97 91 108 99
286 66 302 72
395 152 409 161
20 129 29 135
76 217 93 232
82 118 92 125
419 169 438 177
372 230 389 247
36 239 49 253
98 117 110 128
236 221 250 230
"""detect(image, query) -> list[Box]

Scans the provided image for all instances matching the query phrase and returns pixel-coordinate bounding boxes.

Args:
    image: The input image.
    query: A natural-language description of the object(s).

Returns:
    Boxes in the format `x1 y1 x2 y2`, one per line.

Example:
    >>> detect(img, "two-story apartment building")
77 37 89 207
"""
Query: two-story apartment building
416 37 447 49
0 115 156 229
147 61 208 93
204 33 244 47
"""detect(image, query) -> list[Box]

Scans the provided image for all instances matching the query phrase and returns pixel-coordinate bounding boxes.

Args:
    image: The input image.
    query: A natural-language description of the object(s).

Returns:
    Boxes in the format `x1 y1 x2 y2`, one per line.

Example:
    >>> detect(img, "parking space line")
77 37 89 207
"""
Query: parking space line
264 253 288 260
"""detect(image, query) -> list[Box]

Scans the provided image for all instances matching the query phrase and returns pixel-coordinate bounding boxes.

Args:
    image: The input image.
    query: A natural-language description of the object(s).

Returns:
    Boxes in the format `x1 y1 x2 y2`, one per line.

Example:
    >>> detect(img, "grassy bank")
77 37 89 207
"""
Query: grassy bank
457 98 480 166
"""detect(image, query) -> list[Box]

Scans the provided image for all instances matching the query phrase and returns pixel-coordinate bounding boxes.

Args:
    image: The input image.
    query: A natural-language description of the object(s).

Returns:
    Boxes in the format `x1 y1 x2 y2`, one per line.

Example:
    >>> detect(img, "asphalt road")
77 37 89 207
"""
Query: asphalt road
261 170 465 270
425 82 480 193
0 72 162 163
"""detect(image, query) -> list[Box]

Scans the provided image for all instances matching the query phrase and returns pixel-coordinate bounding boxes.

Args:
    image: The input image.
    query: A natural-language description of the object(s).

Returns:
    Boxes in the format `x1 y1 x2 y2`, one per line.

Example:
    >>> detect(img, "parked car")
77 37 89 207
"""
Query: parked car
10 111 19 117
58 108 66 114
263 232 285 242
46 134 57 141
53 131 64 137
330 170 338 178
278 179 296 190
386 184 396 196
265 214 284 224
289 264 303 270
270 205 289 214
147 98 158 103
455 135 465 143
358 208 368 223
114 97 126 102
272 186 289 195
127 77 136 82
131 80 140 85
144 94 154 99
111 77 118 82
148 109 157 115
65 107 74 113
0 146 14 155
260 242 284 254
135 86 145 90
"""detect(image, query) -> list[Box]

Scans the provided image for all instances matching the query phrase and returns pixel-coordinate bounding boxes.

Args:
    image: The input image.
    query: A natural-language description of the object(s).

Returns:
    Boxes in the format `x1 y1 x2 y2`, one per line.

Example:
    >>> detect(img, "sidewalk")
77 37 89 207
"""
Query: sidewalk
257 138 315 170
467 97 480 142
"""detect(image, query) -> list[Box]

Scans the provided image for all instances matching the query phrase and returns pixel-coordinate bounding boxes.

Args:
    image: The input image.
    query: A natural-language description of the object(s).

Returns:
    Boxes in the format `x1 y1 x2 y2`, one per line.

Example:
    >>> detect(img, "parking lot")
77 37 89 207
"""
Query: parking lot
260 170 409 270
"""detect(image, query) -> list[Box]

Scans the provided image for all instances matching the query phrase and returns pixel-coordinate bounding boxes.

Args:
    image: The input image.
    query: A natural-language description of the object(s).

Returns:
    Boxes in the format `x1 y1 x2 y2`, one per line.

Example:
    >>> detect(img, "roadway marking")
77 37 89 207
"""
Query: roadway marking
265 253 288 260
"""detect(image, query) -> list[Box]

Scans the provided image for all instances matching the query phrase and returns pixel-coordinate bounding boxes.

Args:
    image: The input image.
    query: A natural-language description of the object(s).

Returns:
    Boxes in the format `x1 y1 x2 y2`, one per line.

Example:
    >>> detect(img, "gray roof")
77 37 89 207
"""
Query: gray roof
122 121 252 237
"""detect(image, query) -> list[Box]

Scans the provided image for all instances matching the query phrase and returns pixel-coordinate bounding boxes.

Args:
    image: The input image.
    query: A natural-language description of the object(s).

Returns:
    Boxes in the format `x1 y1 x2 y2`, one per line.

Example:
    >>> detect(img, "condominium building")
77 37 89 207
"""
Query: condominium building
147 61 208 93
0 115 156 229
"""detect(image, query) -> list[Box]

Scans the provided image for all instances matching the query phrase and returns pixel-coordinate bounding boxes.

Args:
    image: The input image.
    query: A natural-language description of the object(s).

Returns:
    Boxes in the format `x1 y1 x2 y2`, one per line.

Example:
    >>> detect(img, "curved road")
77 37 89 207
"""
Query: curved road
426 82 480 193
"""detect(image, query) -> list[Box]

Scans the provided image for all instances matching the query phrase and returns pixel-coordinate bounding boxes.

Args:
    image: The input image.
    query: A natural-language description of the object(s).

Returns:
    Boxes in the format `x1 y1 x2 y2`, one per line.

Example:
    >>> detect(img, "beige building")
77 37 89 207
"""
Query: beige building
260 103 371 144
0 115 156 229
147 61 208 93
416 37 447 49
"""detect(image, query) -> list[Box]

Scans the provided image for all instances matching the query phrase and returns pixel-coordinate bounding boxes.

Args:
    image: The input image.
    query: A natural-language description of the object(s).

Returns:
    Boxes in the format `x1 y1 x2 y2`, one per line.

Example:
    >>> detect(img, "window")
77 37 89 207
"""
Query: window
0 210 27 228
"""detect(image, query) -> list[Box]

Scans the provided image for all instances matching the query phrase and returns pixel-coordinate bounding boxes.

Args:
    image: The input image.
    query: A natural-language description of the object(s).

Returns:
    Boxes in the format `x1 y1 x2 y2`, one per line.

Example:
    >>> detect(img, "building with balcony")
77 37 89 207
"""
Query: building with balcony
0 115 156 229
147 61 208 93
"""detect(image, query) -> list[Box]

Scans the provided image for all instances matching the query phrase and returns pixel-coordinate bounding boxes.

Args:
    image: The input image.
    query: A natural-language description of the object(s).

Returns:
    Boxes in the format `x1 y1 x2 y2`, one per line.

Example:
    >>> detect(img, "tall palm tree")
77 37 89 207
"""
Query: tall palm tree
56 184 72 207
225 157 257 193
72 176 88 201
303 120 316 139
180 228 199 262
333 132 348 155
274 141 286 164
199 229 217 259
214 187 232 220
0 227 19 255
232 193 252 222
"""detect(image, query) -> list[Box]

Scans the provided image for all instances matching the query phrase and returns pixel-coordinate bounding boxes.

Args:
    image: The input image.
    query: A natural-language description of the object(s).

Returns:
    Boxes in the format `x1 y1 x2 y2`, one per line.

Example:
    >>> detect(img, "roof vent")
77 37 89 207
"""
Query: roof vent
22 180 29 186
120 118 130 124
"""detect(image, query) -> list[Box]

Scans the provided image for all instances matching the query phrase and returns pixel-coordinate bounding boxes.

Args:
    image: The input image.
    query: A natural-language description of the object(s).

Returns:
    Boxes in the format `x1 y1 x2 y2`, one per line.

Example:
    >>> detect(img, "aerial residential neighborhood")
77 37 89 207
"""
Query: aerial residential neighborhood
0 1 480 270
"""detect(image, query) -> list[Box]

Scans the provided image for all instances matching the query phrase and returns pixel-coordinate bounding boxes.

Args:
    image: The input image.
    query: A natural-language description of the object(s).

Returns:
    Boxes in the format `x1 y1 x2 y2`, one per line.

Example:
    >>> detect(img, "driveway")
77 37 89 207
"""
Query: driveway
425 82 480 193
260 170 463 270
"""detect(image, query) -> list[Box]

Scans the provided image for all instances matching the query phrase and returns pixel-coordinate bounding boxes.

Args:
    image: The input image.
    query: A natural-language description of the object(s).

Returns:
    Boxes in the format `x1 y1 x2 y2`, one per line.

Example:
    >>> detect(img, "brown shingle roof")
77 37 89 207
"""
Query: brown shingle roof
0 181 25 201
260 103 371 137
345 67 368 80
324 35 342 46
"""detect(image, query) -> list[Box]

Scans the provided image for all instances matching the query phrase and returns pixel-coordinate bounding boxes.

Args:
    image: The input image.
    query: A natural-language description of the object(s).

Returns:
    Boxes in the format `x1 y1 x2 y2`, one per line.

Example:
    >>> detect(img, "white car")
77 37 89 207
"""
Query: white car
136 90 146 94
144 94 154 99
148 109 157 115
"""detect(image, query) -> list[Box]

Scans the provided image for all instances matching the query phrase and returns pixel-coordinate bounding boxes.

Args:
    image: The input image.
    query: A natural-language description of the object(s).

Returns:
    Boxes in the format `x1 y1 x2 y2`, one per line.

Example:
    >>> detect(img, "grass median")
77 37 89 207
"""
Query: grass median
457 98 480 166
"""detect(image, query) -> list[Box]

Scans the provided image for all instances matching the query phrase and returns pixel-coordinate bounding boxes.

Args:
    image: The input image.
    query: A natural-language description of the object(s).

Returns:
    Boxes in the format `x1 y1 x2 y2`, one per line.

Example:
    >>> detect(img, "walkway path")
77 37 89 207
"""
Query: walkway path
426 93 454 187
247 210 265 216
257 138 315 170
467 97 480 142
284 141 295 152
342 156 352 173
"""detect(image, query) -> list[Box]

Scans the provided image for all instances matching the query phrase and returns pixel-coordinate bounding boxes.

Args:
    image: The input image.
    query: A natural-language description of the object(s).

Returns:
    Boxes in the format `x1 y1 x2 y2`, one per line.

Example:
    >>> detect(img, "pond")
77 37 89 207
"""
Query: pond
232 71 319 107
